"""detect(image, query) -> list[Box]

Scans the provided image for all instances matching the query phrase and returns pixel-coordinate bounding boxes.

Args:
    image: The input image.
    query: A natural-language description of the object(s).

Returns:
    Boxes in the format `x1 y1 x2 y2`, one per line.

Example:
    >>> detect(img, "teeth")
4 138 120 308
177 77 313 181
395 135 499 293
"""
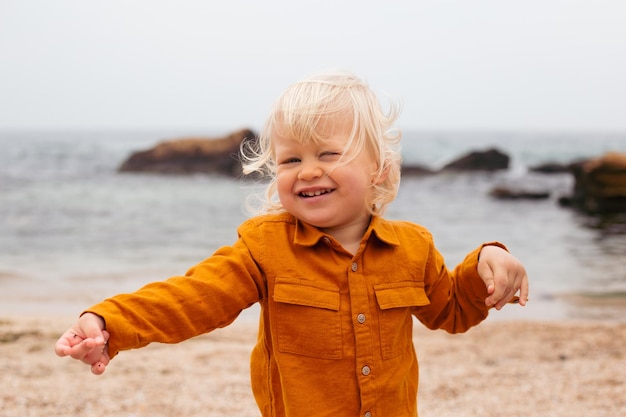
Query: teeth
301 189 331 197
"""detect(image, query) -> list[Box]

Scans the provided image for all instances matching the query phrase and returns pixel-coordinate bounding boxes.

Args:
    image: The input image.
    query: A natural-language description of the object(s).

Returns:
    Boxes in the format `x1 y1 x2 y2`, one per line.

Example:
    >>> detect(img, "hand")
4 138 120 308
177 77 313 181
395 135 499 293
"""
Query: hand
477 245 529 310
54 312 111 375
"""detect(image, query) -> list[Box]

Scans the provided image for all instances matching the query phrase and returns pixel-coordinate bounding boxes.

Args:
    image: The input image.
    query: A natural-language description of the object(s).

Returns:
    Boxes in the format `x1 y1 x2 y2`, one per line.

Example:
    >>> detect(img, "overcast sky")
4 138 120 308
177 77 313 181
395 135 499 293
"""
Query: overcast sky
1 0 625 133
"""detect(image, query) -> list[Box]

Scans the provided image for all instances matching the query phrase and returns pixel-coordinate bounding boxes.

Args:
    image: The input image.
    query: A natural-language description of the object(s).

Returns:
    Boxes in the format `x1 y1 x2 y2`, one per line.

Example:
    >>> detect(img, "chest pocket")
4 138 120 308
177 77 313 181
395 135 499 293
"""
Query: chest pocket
272 278 342 359
374 282 430 359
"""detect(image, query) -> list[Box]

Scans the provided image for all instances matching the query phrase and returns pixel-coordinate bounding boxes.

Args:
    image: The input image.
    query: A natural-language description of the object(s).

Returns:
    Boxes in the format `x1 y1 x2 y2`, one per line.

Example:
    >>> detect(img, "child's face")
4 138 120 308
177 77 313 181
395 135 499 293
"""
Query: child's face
273 117 379 234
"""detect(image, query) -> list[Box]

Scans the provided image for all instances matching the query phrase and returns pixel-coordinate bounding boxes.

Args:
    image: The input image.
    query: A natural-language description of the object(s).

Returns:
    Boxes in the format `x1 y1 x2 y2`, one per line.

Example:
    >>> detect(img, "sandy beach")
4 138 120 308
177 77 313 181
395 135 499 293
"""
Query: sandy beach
1 313 624 417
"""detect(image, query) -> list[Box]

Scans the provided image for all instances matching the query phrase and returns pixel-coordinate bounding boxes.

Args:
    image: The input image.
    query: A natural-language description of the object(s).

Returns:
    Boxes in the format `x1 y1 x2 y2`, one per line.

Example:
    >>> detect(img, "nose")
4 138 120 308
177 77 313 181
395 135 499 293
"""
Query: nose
297 160 324 181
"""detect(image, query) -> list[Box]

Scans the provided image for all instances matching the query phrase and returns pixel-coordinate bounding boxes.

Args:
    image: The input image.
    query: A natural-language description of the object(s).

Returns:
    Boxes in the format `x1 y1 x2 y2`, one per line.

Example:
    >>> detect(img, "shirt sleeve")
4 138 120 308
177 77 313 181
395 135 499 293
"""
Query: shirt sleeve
86 236 265 359
413 242 507 333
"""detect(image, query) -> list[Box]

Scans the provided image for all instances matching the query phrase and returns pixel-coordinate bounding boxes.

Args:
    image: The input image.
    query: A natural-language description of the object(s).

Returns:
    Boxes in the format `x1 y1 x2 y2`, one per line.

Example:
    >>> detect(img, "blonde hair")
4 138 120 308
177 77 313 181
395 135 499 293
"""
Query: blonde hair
242 70 402 215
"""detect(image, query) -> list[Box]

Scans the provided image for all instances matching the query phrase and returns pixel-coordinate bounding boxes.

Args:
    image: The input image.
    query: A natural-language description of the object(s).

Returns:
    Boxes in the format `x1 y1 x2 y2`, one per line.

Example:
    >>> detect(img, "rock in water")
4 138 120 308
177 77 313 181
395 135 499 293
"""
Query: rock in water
441 148 510 171
561 152 626 213
118 128 256 176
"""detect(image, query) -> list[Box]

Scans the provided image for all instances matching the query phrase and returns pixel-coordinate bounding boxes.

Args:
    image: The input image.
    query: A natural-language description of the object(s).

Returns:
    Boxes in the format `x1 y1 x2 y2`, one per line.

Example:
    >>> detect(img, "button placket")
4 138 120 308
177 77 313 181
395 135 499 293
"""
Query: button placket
348 258 374 415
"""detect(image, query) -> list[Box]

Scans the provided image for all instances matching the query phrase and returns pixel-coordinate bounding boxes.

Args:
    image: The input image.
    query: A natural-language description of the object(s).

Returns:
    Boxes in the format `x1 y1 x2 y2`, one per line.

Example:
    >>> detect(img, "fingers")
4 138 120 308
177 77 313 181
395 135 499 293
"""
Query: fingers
487 267 528 310
55 331 104 360
517 273 530 306
477 262 496 297
90 338 110 375
54 328 81 357
478 247 529 310
54 313 110 375
91 361 107 375
488 267 517 310
477 258 504 307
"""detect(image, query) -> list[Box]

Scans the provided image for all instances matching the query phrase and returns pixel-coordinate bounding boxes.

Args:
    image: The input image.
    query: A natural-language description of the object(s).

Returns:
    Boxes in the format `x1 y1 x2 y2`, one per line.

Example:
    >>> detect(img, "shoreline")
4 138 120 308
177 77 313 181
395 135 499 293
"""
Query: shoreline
3 284 626 324
1 315 625 417
3 260 626 324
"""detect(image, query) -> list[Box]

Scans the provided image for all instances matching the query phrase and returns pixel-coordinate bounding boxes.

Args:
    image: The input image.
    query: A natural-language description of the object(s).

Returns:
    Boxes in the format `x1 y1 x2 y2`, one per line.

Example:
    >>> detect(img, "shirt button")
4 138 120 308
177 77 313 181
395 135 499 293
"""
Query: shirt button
357 313 366 324
322 237 331 245
364 412 372 417
361 365 371 376
351 262 358 272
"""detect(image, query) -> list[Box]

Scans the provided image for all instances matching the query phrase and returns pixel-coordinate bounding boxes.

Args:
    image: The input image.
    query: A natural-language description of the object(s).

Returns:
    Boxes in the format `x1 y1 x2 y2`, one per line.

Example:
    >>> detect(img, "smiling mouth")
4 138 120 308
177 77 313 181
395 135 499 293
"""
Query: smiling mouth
299 188 334 198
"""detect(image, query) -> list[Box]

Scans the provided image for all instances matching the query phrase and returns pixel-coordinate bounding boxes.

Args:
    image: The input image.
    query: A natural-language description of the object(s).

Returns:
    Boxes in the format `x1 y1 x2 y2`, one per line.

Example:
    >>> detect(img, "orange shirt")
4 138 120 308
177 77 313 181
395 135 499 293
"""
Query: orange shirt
88 213 495 417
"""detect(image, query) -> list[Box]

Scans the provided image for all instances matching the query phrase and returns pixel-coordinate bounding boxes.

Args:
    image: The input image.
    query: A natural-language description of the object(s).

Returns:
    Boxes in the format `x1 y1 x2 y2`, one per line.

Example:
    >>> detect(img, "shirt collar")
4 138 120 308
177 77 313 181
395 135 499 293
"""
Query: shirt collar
293 215 401 247
368 215 401 246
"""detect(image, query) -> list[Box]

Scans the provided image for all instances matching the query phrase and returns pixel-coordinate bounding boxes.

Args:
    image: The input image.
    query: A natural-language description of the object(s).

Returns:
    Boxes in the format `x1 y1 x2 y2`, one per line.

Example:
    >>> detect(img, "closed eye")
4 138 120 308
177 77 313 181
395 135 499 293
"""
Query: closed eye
320 152 341 161
279 157 301 164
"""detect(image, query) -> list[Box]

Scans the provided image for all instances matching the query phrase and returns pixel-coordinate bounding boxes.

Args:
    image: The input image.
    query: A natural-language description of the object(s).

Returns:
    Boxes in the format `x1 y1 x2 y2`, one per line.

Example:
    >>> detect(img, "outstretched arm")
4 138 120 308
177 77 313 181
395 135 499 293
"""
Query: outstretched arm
478 245 529 310
55 312 110 375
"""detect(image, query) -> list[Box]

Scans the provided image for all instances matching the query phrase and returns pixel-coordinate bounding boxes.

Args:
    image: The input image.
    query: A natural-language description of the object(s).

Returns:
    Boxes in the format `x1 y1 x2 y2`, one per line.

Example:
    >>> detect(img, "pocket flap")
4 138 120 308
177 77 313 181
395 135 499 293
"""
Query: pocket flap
274 280 340 311
374 282 430 309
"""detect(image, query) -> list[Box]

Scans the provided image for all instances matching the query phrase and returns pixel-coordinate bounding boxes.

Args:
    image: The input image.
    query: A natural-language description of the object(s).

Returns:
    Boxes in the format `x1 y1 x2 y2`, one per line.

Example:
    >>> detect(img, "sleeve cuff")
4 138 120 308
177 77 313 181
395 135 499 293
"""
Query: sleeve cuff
478 241 508 260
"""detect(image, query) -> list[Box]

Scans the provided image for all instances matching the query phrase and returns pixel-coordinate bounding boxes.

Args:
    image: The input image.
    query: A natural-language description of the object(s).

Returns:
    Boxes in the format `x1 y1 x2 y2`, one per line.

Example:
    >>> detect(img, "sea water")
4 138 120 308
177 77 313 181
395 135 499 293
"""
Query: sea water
1 129 625 321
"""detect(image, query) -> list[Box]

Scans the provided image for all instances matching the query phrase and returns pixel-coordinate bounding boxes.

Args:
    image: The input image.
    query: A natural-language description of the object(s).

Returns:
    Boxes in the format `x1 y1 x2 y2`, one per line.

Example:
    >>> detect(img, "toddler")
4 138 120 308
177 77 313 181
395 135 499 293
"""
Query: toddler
56 71 528 417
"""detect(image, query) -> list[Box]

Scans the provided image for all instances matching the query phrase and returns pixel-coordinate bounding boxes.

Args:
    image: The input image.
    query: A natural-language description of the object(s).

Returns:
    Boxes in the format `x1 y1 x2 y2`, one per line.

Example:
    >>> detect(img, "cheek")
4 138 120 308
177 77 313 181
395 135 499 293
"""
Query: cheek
275 172 292 196
339 168 374 190
346 172 376 201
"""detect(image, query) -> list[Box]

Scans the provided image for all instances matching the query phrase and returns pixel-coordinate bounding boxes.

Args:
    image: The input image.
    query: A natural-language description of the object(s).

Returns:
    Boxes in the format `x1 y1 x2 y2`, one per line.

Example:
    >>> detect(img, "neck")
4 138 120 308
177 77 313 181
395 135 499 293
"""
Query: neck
321 215 371 255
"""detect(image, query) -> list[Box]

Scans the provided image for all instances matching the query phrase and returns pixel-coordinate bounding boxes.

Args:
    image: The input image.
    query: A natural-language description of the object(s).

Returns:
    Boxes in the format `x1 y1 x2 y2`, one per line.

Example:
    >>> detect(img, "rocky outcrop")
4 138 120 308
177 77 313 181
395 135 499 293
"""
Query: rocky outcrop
441 148 509 171
489 186 550 200
529 162 573 174
118 129 256 176
119 138 512 178
400 164 436 176
558 152 626 213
